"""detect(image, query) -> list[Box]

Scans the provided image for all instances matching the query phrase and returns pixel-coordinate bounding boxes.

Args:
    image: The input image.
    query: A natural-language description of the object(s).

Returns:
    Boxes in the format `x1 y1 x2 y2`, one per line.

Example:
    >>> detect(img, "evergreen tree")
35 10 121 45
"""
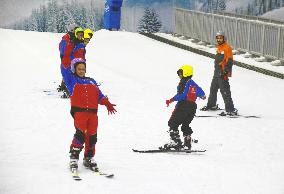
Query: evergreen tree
246 3 254 15
38 5 47 32
29 9 38 31
87 0 97 30
70 0 81 27
87 0 103 30
138 7 162 33
57 1 74 33
218 0 226 11
78 7 88 28
47 0 59 32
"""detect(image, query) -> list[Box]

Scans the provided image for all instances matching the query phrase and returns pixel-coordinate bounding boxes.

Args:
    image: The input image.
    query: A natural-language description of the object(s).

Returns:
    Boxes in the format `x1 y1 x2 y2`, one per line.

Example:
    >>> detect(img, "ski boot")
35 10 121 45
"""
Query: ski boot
69 147 82 171
83 157 98 171
161 140 184 150
69 147 81 171
200 104 220 111
57 85 63 92
183 135 192 150
220 108 238 116
160 128 184 150
61 91 69 99
69 158 78 171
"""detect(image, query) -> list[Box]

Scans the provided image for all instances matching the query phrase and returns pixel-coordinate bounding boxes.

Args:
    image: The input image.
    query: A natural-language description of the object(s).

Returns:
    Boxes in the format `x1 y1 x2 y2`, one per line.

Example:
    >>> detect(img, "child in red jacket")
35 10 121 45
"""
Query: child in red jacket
61 58 116 172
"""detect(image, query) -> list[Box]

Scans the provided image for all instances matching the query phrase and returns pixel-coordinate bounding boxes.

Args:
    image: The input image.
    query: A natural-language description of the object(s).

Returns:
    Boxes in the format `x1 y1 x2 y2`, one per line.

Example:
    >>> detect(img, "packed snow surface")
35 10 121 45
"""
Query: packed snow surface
0 28 284 194
262 7 284 22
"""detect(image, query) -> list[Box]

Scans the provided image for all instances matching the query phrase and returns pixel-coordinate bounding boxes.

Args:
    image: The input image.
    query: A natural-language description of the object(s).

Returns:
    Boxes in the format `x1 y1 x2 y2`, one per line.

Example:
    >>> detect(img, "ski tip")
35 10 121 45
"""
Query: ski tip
105 174 114 178
73 177 82 181
186 149 207 153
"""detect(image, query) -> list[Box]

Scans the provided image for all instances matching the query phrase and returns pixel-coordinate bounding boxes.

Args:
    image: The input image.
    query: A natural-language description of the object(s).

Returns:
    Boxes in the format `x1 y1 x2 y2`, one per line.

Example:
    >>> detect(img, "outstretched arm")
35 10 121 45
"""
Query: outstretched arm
99 90 117 115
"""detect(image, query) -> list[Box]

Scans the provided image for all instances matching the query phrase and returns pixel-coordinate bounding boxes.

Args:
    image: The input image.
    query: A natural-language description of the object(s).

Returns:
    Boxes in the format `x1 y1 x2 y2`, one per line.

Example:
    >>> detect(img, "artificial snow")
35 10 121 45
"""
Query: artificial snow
0 28 284 194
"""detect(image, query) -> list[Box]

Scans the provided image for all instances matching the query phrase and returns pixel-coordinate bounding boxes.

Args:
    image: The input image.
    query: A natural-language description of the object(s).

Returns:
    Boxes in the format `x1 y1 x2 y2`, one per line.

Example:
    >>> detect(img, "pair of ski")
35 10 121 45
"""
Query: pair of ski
196 114 260 118
132 149 206 153
71 167 114 181
197 108 260 118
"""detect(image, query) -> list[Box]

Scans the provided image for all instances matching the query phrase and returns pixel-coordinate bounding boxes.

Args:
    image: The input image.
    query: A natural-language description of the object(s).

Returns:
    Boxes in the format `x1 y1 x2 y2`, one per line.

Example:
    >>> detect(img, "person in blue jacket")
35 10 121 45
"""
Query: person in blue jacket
162 65 206 150
61 58 116 172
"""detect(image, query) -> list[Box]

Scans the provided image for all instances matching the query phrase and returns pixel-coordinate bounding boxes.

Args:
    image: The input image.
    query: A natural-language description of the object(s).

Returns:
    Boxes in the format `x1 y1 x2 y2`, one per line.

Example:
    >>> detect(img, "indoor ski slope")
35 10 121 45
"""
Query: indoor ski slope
0 28 284 194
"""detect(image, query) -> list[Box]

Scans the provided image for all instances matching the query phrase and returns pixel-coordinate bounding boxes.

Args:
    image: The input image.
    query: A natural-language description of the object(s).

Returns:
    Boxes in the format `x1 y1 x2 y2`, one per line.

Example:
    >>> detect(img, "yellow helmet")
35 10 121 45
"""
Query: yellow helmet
84 28 94 39
74 27 84 39
177 65 193 77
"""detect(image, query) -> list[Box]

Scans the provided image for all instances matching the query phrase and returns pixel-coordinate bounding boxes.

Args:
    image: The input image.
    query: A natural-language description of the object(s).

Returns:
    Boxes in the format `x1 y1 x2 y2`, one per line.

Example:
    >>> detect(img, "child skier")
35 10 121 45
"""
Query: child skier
58 25 84 98
162 65 206 150
61 58 117 172
70 28 94 61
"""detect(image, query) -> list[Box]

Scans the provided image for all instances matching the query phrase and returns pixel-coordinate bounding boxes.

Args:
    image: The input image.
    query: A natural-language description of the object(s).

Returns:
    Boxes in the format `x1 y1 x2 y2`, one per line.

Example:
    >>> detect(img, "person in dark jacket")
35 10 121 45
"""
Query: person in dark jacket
162 65 206 150
61 58 116 172
201 31 237 116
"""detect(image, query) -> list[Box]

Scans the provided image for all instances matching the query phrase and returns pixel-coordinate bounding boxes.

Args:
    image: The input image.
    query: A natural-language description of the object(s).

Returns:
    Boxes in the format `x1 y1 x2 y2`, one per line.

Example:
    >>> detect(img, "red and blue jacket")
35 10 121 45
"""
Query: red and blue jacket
71 43 86 61
173 78 205 105
61 65 105 115
59 33 75 68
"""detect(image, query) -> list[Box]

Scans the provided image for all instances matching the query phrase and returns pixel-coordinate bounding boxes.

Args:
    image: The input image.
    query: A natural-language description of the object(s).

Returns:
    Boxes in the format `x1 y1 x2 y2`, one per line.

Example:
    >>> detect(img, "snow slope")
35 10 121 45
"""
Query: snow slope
0 28 284 194
262 7 284 22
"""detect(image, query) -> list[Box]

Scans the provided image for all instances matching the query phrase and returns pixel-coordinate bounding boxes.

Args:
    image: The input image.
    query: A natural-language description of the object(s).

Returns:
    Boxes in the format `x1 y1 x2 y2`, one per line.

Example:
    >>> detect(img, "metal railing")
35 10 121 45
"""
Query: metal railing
174 8 284 61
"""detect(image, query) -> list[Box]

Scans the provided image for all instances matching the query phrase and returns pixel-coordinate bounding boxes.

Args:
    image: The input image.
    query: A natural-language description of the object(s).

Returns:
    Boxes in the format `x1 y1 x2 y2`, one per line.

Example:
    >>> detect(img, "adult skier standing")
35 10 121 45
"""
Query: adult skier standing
162 65 206 150
200 31 237 116
60 58 117 172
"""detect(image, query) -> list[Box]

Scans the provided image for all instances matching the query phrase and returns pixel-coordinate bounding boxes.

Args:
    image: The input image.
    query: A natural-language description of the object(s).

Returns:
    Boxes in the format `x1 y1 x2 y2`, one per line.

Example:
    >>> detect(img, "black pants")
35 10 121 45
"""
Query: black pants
168 101 197 137
60 79 70 97
207 77 235 112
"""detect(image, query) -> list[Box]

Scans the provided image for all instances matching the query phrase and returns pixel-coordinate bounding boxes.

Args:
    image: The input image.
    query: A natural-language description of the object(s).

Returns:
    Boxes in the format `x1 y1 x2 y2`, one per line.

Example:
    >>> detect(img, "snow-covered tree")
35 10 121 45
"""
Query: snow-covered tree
218 0 226 11
57 1 74 33
38 5 47 32
138 7 162 33
47 0 59 32
87 0 103 30
29 9 38 31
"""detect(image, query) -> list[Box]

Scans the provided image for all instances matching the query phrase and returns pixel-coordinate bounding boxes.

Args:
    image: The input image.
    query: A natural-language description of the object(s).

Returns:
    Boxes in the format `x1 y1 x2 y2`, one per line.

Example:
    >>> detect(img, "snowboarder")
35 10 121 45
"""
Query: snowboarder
60 57 117 171
163 65 206 150
200 31 237 116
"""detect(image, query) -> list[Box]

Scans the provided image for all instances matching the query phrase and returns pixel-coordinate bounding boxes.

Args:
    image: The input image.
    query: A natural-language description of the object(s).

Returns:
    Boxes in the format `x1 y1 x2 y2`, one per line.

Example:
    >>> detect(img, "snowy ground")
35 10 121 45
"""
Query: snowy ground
262 7 284 22
0 28 284 194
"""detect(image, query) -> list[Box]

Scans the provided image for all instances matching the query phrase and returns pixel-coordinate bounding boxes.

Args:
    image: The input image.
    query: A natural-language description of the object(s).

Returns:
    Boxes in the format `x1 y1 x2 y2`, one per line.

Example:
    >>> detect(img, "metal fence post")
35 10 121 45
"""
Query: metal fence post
211 13 215 45
247 21 251 51
183 10 186 36
201 13 204 42
191 11 194 38
261 24 266 56
277 26 281 58
234 19 238 49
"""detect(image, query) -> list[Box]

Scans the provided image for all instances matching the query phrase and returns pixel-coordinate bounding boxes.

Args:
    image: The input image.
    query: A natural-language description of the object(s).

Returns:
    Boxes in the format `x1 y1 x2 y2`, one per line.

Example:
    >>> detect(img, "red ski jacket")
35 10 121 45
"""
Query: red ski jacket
59 33 75 68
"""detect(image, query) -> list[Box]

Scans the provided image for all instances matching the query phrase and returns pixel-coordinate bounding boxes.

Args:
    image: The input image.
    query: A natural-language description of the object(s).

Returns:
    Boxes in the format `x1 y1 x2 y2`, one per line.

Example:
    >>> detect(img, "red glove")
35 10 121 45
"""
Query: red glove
100 97 117 115
166 98 174 107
